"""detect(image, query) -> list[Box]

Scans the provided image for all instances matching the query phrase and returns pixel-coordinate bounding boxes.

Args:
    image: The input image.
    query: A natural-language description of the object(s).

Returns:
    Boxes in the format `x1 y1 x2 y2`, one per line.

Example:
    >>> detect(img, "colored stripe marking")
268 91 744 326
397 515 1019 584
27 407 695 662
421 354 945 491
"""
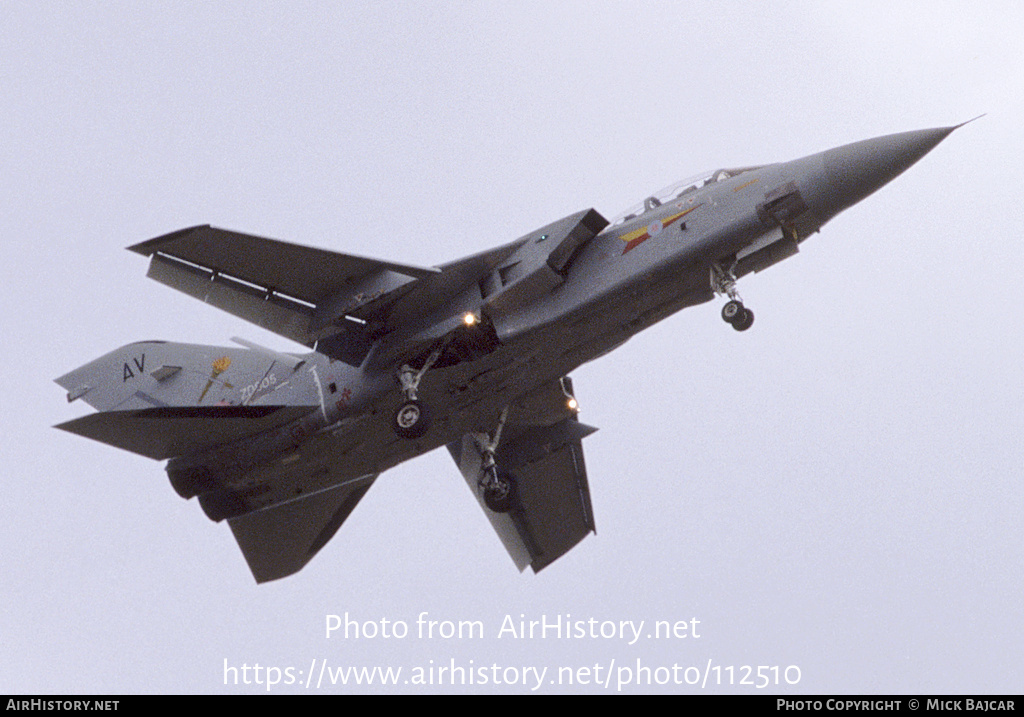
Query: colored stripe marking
620 204 702 254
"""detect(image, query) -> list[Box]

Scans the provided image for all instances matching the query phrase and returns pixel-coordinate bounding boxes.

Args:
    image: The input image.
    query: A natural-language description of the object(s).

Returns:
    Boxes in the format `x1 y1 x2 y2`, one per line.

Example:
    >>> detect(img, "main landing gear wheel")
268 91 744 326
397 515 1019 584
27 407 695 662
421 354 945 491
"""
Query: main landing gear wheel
392 350 442 439
481 467 516 513
393 399 431 439
473 408 514 512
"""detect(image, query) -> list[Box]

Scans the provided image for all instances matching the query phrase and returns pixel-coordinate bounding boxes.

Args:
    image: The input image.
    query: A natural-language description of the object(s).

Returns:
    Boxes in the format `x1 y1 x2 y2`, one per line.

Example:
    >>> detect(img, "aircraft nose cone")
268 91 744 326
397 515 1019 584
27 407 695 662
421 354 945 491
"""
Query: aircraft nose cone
803 125 959 224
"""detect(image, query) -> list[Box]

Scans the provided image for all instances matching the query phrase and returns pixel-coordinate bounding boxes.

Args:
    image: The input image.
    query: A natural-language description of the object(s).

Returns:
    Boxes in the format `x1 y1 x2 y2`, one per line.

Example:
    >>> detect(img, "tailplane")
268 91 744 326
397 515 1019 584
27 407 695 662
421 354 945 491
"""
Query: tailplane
55 340 316 460
56 405 315 460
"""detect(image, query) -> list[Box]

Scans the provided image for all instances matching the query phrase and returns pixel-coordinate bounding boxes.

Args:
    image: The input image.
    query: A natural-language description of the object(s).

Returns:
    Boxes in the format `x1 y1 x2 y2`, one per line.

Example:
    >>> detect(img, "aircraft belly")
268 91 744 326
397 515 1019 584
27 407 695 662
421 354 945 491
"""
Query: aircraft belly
189 313 623 516
343 169 811 473
349 286 709 462
211 239 723 506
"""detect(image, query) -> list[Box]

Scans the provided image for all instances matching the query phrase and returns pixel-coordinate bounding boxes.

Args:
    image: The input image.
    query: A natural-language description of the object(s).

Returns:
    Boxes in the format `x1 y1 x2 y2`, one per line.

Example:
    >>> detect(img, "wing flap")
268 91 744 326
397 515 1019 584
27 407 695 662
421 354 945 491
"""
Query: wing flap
129 225 440 347
129 225 438 299
146 254 317 346
507 439 595 571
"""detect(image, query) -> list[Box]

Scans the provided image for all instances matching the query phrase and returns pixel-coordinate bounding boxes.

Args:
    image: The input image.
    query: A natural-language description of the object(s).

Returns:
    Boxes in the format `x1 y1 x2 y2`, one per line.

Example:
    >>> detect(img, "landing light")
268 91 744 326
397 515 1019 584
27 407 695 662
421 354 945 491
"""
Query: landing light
567 398 579 411
463 312 478 326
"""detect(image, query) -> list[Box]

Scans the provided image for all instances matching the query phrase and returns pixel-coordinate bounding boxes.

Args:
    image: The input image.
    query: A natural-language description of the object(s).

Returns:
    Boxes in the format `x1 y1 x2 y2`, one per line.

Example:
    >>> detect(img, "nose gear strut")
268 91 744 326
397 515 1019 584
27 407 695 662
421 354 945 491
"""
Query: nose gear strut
711 263 755 332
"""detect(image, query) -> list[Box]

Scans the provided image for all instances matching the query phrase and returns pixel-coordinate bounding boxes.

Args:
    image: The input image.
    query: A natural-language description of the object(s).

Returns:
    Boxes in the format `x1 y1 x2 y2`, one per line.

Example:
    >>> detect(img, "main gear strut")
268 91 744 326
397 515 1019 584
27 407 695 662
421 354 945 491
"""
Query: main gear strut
473 407 516 513
391 312 500 440
392 347 442 439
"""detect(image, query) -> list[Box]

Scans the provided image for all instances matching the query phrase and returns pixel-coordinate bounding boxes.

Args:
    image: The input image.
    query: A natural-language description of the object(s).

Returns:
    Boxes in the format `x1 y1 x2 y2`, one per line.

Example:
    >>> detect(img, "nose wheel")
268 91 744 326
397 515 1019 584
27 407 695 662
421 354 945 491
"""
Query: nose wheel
722 300 754 331
712 264 755 332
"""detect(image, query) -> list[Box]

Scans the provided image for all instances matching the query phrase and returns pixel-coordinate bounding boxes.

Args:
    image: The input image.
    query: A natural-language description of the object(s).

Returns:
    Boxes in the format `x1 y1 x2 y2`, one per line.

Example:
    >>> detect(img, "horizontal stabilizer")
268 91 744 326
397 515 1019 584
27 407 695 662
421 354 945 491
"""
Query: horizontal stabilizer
55 405 315 460
228 476 377 583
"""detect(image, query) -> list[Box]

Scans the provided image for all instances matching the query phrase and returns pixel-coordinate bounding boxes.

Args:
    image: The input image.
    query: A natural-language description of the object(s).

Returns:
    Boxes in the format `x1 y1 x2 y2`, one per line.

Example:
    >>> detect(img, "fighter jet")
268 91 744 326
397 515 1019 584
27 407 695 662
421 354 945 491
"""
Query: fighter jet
55 124 966 583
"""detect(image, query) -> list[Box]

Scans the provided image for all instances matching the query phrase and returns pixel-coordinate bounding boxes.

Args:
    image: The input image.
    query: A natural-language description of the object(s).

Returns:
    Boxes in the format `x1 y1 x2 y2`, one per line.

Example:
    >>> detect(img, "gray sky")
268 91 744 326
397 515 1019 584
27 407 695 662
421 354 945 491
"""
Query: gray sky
4 1 1022 694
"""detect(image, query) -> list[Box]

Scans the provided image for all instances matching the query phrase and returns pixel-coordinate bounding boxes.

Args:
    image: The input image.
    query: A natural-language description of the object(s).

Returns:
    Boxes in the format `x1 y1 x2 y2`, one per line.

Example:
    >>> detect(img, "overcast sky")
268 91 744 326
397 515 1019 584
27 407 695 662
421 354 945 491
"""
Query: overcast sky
4 1 1022 694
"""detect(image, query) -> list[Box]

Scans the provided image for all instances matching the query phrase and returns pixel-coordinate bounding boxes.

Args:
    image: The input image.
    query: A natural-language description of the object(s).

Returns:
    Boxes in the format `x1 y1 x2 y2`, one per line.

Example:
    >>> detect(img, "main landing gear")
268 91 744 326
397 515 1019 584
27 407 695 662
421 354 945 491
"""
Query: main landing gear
392 348 441 439
391 312 502 440
474 408 516 513
712 263 755 332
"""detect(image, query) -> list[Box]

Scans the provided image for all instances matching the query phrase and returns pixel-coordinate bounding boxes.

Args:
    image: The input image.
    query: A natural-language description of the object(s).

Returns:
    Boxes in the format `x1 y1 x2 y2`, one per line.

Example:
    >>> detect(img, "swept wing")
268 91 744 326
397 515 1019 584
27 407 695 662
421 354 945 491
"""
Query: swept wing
128 225 440 356
128 215 606 367
448 377 597 572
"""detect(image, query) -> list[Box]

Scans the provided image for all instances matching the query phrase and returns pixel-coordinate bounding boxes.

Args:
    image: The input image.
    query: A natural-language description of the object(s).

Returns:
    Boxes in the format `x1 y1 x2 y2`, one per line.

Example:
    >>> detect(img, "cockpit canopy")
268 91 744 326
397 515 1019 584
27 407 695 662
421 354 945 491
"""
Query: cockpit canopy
606 166 764 228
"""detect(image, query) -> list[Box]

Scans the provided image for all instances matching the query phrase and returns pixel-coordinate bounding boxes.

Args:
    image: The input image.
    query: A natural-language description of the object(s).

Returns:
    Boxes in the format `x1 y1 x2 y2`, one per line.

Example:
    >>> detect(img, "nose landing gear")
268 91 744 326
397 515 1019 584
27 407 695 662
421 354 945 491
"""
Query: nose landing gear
712 264 755 332
722 300 754 331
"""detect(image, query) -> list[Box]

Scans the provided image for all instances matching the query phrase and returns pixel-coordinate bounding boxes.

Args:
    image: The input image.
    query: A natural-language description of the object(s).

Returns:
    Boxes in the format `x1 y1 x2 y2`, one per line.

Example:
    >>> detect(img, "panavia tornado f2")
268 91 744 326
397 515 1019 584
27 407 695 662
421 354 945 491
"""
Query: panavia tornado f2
56 124 967 582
